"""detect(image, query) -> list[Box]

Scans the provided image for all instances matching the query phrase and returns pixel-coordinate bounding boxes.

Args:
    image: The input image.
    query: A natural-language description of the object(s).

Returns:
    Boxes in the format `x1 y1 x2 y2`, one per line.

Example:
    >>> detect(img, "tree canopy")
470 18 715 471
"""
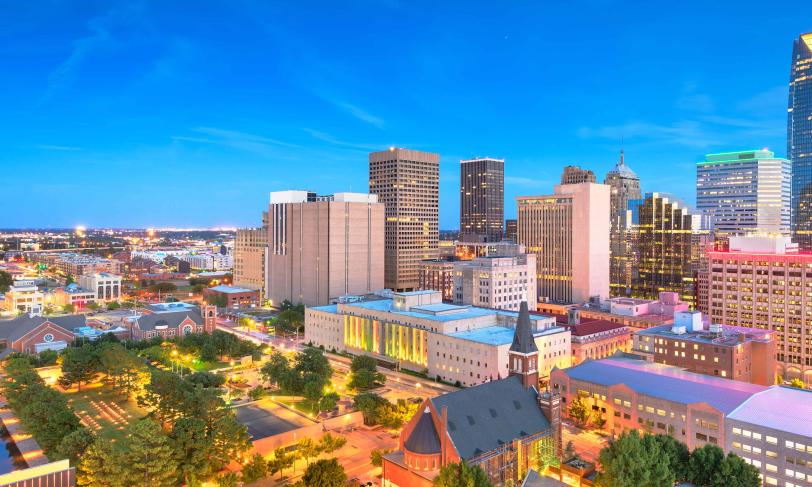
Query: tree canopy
433 461 493 487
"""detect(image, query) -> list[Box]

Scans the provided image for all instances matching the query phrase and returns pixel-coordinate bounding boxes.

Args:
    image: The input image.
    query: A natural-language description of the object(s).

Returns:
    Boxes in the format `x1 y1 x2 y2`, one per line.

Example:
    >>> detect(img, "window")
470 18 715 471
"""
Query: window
766 435 777 444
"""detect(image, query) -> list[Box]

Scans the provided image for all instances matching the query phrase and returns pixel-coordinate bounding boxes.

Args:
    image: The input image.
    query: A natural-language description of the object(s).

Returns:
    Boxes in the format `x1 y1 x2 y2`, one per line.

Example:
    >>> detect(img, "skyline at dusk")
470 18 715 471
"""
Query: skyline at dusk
2 1 811 228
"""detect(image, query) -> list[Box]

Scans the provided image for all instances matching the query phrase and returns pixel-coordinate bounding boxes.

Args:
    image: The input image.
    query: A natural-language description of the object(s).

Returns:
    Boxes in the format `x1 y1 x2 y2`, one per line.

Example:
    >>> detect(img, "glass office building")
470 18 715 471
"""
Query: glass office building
789 33 812 249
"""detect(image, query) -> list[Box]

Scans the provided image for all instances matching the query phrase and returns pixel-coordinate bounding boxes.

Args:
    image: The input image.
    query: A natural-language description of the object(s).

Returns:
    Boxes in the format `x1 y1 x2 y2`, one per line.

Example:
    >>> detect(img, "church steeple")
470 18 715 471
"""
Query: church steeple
509 301 540 389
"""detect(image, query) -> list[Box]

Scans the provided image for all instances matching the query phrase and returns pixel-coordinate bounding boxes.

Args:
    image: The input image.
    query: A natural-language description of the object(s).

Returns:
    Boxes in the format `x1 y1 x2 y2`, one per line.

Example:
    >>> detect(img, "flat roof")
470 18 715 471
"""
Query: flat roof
727 386 812 437
636 324 772 345
209 284 256 294
561 358 766 414
449 325 567 346
313 299 555 324
396 290 438 296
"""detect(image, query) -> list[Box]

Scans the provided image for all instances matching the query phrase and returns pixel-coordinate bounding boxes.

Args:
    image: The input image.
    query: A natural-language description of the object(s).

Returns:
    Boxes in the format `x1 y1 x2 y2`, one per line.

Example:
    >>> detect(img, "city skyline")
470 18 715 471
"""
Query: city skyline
1 2 810 228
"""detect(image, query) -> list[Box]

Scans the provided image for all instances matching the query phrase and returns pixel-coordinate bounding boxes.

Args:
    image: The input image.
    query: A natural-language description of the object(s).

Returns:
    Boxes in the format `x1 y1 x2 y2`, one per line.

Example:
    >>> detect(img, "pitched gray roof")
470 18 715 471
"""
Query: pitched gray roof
135 310 202 331
510 301 538 354
430 375 550 460
0 314 83 342
404 407 441 454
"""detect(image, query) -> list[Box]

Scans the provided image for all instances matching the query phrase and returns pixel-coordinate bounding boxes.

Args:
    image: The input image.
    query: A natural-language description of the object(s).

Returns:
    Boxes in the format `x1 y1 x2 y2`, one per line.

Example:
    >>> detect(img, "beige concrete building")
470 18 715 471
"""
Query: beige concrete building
452 254 537 311
234 226 267 297
560 165 596 185
305 290 570 387
266 191 384 307
2 279 44 313
78 273 122 301
517 183 610 305
369 148 440 292
706 235 812 384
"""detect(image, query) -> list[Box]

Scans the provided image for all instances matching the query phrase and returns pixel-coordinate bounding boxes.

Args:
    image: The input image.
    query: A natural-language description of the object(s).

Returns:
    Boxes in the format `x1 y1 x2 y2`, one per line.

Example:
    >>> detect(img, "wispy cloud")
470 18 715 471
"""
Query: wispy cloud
303 128 383 151
172 127 300 157
35 144 83 152
676 82 715 113
323 99 386 129
577 121 718 149
505 176 555 187
737 85 787 113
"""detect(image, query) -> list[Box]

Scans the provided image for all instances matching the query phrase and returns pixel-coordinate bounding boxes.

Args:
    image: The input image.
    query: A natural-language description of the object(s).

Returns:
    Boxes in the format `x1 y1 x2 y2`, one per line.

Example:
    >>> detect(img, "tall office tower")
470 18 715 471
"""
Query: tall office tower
706 235 812 384
560 165 596 185
460 157 504 242
266 190 384 306
369 148 440 291
632 193 708 308
234 226 268 298
505 219 518 243
696 150 791 237
789 33 812 249
604 149 642 296
517 183 610 304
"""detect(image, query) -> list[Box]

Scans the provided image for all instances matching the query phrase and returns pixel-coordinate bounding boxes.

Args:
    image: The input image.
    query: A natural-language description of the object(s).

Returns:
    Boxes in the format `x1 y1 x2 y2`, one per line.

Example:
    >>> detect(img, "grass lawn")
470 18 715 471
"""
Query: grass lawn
63 384 149 442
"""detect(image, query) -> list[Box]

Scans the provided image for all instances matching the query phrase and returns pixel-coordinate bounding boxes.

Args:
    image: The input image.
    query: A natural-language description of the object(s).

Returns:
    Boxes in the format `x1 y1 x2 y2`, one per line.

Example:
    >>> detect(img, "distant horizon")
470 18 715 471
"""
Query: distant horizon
2 2 810 228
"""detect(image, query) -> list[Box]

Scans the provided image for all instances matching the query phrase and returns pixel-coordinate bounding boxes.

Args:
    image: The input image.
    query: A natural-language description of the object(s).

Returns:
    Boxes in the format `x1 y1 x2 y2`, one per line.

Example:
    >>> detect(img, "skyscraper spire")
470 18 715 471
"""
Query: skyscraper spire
620 136 625 166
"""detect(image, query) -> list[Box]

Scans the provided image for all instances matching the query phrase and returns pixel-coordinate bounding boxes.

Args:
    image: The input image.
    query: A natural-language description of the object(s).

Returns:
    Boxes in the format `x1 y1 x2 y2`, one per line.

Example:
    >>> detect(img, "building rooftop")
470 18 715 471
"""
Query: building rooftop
329 298 555 324
208 284 256 294
560 319 628 337
560 357 767 414
635 323 772 345
448 324 565 346
727 386 812 437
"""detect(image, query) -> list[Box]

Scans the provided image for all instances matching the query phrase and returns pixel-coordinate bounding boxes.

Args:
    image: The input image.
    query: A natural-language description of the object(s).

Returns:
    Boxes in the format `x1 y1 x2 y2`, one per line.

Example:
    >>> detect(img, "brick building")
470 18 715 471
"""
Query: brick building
203 285 261 309
556 310 631 365
129 303 217 340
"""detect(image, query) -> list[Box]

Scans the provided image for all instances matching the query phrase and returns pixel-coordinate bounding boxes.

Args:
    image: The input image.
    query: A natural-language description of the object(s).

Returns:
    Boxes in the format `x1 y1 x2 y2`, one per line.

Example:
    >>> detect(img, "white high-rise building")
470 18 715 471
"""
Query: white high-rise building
696 149 791 237
452 254 537 311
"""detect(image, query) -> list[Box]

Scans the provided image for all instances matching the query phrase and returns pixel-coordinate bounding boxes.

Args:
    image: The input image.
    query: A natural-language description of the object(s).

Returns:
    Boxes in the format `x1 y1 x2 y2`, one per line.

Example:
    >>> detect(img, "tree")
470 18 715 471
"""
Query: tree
77 438 128 487
170 418 211 485
596 430 673 487
125 419 178 487
350 354 378 373
301 459 347 487
790 378 806 389
241 453 269 484
269 447 294 479
318 432 347 455
295 348 332 383
148 282 177 294
0 270 13 293
106 301 121 310
138 370 192 424
567 396 589 425
65 273 75 285
354 392 389 425
349 368 386 390
186 371 226 388
591 410 607 430
370 449 389 468
687 443 725 487
296 437 320 467
62 303 76 313
433 461 492 487
711 452 760 487
86 302 101 312
303 376 328 410
60 347 99 391
654 434 690 483
319 391 340 412
57 428 95 465
216 472 239 487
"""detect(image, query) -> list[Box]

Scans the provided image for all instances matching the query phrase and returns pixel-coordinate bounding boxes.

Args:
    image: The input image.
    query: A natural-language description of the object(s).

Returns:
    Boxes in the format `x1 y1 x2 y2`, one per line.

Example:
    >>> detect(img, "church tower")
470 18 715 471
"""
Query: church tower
509 301 540 389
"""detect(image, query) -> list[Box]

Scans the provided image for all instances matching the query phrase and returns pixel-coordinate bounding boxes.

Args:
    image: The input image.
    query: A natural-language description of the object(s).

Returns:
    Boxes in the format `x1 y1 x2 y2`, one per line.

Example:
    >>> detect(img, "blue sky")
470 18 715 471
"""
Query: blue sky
1 1 810 229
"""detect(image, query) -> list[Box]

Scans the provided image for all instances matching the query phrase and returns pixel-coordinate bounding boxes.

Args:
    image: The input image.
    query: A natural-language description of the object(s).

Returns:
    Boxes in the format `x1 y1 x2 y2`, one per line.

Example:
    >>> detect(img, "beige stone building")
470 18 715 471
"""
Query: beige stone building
517 183 610 305
452 254 537 311
234 226 267 297
266 191 384 307
369 148 440 292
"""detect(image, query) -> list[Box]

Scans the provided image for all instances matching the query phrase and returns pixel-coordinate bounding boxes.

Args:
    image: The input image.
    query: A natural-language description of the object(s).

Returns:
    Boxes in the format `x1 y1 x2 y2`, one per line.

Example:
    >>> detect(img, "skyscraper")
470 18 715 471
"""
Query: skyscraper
631 193 708 308
560 165 596 185
266 190 384 306
505 219 518 243
517 183 610 304
789 33 812 249
696 150 791 237
460 157 504 242
604 149 641 296
369 148 440 291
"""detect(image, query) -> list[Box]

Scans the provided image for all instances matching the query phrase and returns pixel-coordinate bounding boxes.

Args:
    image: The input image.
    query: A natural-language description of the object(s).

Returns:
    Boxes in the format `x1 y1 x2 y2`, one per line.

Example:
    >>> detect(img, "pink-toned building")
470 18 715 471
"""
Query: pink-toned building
517 183 610 305
266 191 384 307
706 235 812 384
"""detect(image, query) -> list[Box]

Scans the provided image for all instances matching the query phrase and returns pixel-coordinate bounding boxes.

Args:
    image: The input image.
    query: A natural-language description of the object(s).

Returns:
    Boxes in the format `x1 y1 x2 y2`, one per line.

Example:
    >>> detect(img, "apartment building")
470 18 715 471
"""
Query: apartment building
706 235 812 385
234 226 267 297
452 254 537 311
631 311 776 385
305 291 570 387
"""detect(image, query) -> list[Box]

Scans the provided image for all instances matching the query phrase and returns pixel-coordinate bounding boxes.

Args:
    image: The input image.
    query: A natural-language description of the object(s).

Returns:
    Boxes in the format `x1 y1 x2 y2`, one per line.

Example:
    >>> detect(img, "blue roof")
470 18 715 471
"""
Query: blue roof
449 325 566 346
562 358 766 414
311 304 338 313
210 285 255 294
727 386 812 437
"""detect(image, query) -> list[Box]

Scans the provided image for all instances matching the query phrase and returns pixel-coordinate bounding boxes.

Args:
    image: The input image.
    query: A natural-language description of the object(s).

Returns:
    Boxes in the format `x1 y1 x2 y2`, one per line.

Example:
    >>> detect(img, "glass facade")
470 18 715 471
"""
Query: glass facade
343 315 428 368
460 158 505 242
789 33 812 249
605 151 642 297
696 150 791 237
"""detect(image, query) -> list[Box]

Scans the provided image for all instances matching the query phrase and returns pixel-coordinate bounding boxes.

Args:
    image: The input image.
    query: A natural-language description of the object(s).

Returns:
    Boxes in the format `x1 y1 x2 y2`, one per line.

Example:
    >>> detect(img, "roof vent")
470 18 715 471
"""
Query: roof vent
489 408 498 418
513 400 522 410
466 415 476 426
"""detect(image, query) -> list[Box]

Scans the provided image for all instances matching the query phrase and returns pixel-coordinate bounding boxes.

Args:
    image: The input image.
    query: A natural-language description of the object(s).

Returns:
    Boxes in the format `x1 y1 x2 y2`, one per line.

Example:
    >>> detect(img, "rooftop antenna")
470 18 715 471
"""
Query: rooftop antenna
620 136 625 166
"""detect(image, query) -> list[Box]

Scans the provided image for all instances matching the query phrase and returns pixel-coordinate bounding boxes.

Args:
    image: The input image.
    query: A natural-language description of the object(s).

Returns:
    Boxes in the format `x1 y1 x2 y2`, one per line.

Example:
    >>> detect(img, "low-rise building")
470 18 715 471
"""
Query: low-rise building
631 311 776 385
180 253 233 271
78 273 122 301
203 285 261 309
2 279 44 313
556 310 631 365
452 254 537 311
0 313 82 354
537 291 690 330
382 303 561 487
128 303 217 341
49 284 96 310
28 253 123 276
418 259 458 301
305 291 570 386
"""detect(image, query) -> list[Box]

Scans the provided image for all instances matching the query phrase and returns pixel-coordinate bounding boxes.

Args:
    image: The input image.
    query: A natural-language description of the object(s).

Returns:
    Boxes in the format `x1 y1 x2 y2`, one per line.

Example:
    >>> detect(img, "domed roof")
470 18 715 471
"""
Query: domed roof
404 407 441 454
607 150 639 179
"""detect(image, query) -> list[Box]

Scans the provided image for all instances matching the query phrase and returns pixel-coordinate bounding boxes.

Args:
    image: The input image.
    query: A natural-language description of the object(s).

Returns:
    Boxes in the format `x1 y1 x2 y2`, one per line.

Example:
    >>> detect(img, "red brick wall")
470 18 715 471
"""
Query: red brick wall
13 323 75 353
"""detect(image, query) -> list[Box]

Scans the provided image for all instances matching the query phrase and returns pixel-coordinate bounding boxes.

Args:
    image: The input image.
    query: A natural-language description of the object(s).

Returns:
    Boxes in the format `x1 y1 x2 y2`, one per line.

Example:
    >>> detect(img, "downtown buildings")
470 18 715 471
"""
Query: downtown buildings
789 32 812 250
452 253 537 311
696 150 791 237
370 148 440 292
604 150 642 296
234 226 267 297
517 183 610 305
705 235 812 384
459 157 504 242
